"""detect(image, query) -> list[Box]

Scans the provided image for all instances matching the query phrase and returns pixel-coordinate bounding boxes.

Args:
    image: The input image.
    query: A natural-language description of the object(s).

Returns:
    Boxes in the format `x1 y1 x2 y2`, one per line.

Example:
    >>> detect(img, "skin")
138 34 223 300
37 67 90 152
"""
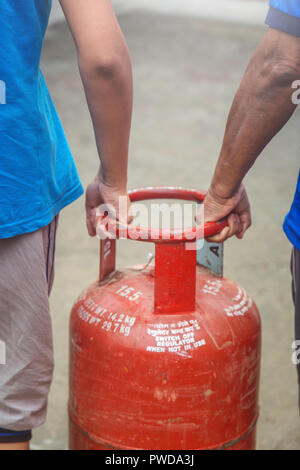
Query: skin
200 28 300 242
60 0 133 236
2 0 133 450
0 442 29 451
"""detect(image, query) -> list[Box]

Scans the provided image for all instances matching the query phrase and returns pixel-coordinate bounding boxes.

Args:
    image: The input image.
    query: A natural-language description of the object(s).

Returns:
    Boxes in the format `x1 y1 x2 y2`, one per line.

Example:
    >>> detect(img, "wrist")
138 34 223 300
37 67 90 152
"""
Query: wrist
209 182 242 202
97 166 128 191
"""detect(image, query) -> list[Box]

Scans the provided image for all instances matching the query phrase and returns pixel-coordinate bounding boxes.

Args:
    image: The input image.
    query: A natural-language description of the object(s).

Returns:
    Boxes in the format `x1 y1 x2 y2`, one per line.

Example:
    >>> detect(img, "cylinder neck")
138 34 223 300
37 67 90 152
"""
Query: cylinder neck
154 242 196 315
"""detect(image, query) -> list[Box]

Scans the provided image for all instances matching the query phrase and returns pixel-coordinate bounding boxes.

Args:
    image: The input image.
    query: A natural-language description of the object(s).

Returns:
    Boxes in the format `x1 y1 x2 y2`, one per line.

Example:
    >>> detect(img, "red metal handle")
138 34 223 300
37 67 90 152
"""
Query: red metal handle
109 187 228 242
99 187 228 315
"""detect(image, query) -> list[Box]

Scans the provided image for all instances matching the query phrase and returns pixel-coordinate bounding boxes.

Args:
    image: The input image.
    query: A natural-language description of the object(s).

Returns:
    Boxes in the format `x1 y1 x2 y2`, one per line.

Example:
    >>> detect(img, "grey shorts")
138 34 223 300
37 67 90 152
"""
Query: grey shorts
0 216 58 431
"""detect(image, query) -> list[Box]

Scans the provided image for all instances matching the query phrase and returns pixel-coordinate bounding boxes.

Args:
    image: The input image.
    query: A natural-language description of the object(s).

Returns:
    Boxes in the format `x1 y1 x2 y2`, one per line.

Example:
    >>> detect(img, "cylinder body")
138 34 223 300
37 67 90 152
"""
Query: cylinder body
69 264 261 450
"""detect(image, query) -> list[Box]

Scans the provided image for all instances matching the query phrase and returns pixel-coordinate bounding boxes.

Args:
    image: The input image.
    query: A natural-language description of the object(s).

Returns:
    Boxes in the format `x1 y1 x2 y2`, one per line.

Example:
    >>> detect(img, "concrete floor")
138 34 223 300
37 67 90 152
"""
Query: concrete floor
32 7 300 450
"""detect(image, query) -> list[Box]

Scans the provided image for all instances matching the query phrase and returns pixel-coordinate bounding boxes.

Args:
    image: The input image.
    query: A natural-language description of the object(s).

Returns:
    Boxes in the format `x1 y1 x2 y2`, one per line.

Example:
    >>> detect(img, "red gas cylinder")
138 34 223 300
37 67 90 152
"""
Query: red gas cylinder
69 187 261 450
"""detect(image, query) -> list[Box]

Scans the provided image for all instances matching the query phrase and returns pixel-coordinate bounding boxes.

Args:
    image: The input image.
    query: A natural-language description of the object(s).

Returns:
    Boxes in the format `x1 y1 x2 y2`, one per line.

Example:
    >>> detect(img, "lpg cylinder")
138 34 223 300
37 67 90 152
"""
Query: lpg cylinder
69 187 261 450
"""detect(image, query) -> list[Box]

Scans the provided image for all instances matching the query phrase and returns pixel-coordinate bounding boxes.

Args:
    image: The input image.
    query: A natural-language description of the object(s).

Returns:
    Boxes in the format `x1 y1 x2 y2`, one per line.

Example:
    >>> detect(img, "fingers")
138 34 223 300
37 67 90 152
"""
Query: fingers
228 213 243 238
236 213 252 240
86 207 97 237
86 197 133 239
87 212 116 240
94 206 116 240
95 220 115 240
205 213 243 243
199 184 252 243
86 219 96 237
205 226 230 243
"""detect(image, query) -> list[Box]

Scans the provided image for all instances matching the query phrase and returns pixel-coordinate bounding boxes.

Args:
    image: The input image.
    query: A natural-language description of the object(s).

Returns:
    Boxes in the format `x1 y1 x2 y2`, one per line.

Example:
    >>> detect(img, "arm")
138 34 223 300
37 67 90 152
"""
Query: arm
201 27 300 242
59 0 133 236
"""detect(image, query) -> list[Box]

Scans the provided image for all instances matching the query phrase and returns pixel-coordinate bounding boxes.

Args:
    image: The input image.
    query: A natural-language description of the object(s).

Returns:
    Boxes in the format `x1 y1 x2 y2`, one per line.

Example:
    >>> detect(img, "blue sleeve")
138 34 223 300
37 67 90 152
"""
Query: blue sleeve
266 0 300 37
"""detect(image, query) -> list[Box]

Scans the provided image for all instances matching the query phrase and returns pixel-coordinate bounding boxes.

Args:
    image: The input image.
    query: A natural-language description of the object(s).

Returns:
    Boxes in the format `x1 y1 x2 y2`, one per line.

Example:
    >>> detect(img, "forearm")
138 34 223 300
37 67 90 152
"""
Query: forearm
79 50 133 189
211 29 300 199
59 0 133 189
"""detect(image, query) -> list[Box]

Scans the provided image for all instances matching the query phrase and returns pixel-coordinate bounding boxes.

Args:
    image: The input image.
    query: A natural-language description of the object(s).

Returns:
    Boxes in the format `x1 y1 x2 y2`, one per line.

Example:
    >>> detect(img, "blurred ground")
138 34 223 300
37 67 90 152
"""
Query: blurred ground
33 2 300 450
50 0 269 25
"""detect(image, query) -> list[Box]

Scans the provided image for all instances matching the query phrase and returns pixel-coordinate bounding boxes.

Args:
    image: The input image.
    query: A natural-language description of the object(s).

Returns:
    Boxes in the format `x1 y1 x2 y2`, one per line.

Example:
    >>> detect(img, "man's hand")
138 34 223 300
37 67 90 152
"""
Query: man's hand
197 184 252 243
200 28 300 245
86 171 132 238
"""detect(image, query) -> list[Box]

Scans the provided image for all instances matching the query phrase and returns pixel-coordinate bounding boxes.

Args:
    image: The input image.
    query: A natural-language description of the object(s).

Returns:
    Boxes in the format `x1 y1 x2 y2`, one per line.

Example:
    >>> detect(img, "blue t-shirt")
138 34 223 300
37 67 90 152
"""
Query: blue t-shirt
0 0 83 238
266 1 300 250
